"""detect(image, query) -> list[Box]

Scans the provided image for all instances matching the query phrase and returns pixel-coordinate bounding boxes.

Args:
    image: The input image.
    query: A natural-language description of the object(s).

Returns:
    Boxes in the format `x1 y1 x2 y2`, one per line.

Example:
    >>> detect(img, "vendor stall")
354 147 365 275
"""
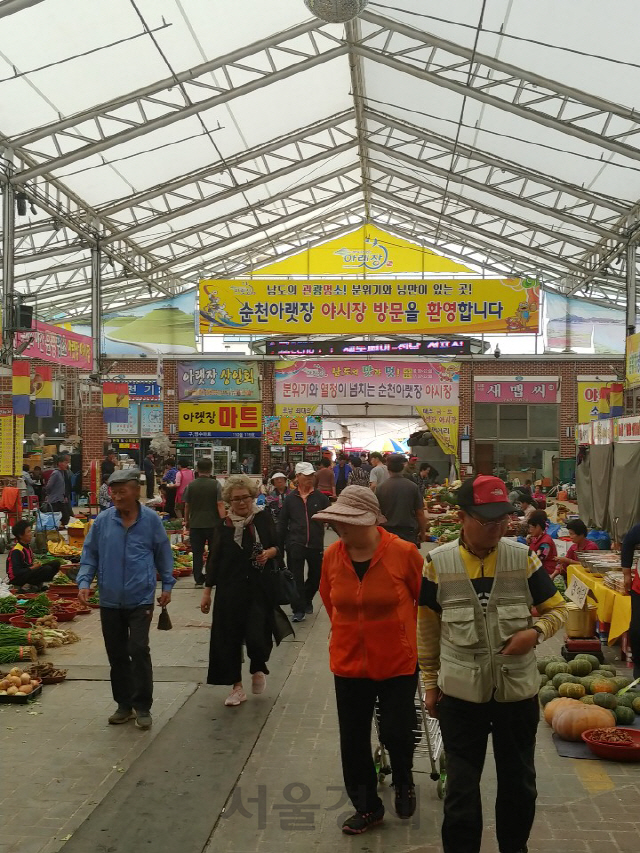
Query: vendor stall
567 564 631 645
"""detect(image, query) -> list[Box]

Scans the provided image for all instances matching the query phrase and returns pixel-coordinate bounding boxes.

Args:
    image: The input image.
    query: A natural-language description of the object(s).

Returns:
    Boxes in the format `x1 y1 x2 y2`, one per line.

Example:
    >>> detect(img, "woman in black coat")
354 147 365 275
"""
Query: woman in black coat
200 474 293 706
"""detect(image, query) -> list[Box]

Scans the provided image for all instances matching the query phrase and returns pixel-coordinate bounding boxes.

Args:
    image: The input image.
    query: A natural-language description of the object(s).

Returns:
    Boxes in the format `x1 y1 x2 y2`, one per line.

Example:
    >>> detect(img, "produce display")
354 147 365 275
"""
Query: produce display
539 654 640 748
0 596 19 615
18 594 51 618
172 546 193 577
0 666 42 699
0 623 46 652
28 662 67 683
88 590 100 605
0 646 38 663
50 571 76 586
587 728 634 745
48 541 82 557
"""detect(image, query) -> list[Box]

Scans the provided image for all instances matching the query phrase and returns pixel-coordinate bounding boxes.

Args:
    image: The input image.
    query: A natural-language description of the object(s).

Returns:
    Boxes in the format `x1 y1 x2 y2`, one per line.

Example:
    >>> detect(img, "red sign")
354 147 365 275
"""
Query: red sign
474 380 559 404
15 322 93 370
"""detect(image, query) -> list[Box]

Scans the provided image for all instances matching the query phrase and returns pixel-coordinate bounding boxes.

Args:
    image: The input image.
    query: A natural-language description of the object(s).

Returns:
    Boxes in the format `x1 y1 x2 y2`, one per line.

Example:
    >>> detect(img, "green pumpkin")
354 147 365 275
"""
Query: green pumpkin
558 682 586 699
614 705 635 725
539 674 549 688
567 658 592 677
537 656 553 674
538 686 559 707
545 662 570 679
593 692 618 710
580 695 595 704
575 654 600 670
580 676 595 689
615 693 636 709
632 697 640 715
599 664 617 676
552 673 580 689
611 677 632 692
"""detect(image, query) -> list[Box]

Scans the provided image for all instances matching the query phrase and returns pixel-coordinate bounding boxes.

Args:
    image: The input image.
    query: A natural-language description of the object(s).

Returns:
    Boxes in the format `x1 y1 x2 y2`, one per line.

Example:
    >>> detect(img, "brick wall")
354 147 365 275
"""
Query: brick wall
462 357 625 460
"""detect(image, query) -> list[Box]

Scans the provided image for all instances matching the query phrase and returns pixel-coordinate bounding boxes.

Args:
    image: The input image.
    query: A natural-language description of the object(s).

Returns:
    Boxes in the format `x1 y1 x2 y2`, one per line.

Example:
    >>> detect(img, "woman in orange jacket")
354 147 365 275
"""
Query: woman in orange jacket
316 486 423 836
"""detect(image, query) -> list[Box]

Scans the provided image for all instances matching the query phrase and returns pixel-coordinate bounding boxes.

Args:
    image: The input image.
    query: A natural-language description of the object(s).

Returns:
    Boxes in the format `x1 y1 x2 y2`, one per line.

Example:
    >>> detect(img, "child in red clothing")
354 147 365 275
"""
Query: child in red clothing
528 510 557 576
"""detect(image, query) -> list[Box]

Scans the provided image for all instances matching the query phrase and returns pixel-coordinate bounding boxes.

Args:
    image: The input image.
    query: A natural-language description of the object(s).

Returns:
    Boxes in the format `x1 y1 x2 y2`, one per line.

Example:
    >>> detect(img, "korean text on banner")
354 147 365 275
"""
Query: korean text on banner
108 403 139 437
577 381 610 423
417 406 459 457
178 403 262 438
141 403 164 438
474 380 560 404
626 332 640 389
177 361 259 401
14 416 23 477
275 360 460 407
264 416 322 446
0 409 13 475
200 278 539 335
16 322 93 370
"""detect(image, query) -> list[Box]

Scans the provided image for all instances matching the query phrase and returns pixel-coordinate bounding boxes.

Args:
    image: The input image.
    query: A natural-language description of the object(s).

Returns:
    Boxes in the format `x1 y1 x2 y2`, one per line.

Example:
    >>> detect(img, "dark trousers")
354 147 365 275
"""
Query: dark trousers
438 693 539 853
629 590 640 678
100 606 154 713
12 564 59 588
382 524 418 545
164 488 176 518
146 477 155 499
209 594 272 685
189 526 218 584
286 544 323 613
334 671 418 814
51 500 72 527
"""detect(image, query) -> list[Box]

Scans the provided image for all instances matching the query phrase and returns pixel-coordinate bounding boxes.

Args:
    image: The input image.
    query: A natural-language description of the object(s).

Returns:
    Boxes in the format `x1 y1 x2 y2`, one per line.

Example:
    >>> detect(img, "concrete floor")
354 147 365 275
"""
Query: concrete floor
1 551 639 853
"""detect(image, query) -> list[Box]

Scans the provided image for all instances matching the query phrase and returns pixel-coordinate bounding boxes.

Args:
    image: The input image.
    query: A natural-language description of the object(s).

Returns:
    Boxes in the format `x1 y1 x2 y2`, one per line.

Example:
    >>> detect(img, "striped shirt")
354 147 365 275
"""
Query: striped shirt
418 539 567 689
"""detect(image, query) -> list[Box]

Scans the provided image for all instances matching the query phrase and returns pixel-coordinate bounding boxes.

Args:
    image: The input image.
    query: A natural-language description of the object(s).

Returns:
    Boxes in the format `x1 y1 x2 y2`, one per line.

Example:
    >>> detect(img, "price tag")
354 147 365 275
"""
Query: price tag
566 575 589 609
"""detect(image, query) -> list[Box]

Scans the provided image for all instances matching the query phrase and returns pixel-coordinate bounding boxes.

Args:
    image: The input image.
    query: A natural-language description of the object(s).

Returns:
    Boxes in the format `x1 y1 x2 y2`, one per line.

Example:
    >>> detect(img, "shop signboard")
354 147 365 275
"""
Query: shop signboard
626 332 640 389
127 381 162 401
141 403 164 438
177 360 259 401
575 422 593 444
178 403 262 438
416 405 459 457
266 338 471 356
577 381 612 423
199 278 539 336
275 360 460 407
592 419 613 445
614 416 640 442
108 403 139 436
474 380 559 404
15 322 93 370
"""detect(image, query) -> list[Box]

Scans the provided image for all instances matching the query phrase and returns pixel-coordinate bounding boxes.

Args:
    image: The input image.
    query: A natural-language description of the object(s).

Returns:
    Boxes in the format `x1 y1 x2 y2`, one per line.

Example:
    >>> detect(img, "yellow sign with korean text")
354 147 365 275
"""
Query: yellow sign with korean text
254 225 472 276
199 278 540 335
416 406 459 457
626 332 640 389
577 382 609 423
178 403 262 437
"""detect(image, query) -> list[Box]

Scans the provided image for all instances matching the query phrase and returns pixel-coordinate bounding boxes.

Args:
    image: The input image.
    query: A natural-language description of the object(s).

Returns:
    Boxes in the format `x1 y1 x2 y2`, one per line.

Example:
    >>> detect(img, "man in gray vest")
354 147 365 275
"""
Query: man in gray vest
183 457 226 588
418 475 567 853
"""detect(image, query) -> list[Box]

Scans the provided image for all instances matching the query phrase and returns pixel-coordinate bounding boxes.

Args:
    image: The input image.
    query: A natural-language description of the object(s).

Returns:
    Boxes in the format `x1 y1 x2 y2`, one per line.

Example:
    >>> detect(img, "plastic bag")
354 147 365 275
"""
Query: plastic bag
157 606 172 631
35 510 62 531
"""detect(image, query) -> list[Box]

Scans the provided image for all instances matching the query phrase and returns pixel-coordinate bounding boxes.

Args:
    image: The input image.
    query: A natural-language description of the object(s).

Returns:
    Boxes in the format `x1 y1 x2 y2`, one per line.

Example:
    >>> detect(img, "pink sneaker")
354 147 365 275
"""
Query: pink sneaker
252 672 267 694
224 686 247 706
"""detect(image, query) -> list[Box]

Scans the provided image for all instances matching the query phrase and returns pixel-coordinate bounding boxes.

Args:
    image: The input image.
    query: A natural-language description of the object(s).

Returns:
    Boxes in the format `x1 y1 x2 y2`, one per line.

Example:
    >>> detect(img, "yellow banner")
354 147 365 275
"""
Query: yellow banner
626 332 640 389
199 278 539 335
178 402 262 436
255 225 472 276
417 406 459 457
577 381 610 423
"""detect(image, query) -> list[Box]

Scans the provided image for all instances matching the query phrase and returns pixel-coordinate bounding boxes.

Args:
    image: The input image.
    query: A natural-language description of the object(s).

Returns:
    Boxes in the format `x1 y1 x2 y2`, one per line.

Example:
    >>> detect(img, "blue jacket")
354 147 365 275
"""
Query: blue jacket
77 504 175 608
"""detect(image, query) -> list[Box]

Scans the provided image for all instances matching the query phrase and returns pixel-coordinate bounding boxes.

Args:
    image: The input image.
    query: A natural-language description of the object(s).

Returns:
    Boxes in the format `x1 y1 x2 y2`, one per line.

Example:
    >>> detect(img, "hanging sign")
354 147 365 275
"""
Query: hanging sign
141 403 164 438
0 408 15 475
577 381 611 423
15 321 93 370
275 360 459 407
177 360 259 401
416 406 459 457
199 278 540 335
626 332 640 390
263 416 322 446
575 422 593 444
178 403 262 438
108 403 139 437
566 575 590 609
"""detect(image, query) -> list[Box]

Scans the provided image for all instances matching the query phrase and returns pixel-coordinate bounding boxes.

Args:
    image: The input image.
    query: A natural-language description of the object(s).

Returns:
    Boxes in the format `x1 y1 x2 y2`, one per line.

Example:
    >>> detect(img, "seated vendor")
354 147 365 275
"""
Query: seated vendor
7 520 61 591
555 519 599 577
528 510 558 577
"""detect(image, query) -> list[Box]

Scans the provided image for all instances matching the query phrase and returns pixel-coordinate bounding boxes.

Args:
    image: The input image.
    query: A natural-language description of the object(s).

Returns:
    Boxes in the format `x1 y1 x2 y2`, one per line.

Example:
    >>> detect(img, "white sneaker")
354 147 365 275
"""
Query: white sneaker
252 672 267 694
224 686 247 706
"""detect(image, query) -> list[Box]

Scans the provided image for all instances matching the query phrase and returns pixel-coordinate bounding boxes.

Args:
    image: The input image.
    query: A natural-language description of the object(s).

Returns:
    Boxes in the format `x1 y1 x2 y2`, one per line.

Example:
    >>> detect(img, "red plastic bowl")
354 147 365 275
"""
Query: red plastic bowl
582 728 640 761
9 615 34 628
51 587 80 598
49 609 76 622
0 610 25 623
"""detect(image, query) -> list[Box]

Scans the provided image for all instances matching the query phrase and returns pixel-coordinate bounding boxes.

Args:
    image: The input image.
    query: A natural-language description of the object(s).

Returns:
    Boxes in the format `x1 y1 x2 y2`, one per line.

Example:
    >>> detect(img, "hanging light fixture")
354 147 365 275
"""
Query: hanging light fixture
304 0 369 24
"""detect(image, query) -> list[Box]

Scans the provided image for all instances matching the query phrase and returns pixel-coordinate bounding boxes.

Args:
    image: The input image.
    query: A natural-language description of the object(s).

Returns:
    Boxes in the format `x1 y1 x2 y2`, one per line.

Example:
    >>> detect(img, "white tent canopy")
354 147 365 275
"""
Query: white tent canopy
1 0 640 320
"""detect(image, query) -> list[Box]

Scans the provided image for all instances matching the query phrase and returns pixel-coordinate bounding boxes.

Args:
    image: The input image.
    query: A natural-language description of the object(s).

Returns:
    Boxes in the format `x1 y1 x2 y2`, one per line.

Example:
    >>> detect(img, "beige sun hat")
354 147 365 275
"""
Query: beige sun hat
313 485 387 527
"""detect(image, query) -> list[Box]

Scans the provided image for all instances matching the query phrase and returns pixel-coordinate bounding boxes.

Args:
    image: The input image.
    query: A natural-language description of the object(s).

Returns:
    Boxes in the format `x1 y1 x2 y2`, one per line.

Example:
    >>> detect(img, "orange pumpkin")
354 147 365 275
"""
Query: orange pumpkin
552 704 616 741
589 678 616 695
543 697 580 726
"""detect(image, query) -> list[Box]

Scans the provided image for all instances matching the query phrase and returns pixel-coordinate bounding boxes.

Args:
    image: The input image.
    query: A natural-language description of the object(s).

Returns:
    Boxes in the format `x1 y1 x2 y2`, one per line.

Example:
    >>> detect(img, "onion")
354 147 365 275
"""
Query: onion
30 679 39 687
20 684 33 695
15 691 26 696
8 667 21 676
20 673 31 685
6 686 18 695
8 676 22 687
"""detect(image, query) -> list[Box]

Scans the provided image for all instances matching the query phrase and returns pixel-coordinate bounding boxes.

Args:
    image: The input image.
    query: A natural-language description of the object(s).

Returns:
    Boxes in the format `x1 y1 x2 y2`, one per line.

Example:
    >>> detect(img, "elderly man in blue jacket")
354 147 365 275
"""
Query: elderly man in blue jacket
77 469 175 730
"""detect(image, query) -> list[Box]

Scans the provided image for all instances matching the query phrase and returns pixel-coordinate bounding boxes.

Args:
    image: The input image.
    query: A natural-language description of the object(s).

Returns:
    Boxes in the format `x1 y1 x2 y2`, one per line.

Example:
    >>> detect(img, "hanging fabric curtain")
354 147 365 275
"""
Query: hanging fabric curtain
12 361 30 415
103 382 129 423
34 364 53 418
597 387 611 420
609 382 624 417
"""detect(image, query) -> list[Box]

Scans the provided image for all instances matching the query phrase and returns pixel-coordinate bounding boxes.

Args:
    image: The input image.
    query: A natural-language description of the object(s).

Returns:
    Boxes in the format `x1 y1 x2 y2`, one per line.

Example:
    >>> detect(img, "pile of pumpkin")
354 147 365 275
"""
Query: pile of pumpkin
539 654 640 741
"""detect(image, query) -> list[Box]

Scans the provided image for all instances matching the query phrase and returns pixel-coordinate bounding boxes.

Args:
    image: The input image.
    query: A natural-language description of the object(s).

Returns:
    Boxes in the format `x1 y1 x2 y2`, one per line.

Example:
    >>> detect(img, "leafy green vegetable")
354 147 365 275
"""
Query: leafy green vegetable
0 596 18 614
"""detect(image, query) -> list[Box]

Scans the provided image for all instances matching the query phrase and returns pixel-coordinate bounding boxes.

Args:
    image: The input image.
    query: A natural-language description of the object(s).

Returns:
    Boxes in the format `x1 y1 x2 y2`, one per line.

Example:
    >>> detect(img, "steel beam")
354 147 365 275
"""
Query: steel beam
345 18 371 221
0 0 44 18
360 11 640 162
2 172 15 350
90 244 101 374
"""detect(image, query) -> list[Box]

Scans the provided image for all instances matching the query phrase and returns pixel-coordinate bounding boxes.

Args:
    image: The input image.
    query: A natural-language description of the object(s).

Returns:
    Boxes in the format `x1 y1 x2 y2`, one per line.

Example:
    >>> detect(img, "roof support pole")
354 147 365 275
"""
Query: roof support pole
90 243 101 376
2 170 15 356
627 243 636 337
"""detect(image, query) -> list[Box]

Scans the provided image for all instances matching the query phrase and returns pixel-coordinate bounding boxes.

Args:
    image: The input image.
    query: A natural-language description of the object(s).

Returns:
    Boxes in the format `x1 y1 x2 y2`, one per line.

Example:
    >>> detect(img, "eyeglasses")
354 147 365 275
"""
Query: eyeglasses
230 495 252 503
468 513 509 528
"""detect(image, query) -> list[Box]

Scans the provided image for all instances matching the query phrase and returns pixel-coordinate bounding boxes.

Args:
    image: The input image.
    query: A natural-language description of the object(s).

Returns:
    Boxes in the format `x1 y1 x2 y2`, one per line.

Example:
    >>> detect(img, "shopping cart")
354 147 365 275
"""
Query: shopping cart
373 680 447 799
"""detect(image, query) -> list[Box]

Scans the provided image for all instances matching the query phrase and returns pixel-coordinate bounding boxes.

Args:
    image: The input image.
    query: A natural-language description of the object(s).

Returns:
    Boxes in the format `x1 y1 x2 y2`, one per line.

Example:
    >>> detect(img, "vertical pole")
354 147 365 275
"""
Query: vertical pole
626 243 636 337
90 242 101 376
2 174 15 357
